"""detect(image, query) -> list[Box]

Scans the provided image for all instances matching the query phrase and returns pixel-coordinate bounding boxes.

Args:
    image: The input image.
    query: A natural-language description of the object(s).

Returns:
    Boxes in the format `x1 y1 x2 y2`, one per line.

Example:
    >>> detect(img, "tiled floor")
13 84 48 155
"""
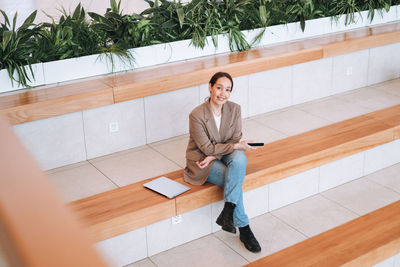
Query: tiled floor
126 163 400 267
45 78 400 201
43 78 400 266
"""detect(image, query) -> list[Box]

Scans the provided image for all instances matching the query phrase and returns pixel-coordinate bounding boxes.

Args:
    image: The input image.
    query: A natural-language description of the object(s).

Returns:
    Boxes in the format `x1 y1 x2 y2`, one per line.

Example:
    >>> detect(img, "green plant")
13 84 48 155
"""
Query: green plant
0 10 41 87
141 0 184 44
286 0 324 31
332 0 362 25
218 0 253 51
358 0 391 23
34 4 102 62
1 0 398 89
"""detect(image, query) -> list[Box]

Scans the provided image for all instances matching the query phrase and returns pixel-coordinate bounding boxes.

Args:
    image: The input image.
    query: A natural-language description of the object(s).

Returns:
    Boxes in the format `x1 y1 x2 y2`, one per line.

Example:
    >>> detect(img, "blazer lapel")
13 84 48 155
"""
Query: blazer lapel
219 102 231 141
204 101 221 143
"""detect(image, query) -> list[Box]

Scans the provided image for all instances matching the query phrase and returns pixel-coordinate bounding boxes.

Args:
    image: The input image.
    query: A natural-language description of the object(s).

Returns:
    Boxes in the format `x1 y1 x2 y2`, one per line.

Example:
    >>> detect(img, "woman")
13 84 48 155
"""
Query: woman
184 72 261 253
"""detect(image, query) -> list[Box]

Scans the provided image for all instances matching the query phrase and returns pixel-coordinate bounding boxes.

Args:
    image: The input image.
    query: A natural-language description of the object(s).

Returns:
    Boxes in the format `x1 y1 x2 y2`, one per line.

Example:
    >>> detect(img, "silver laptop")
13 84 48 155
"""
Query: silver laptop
143 176 190 199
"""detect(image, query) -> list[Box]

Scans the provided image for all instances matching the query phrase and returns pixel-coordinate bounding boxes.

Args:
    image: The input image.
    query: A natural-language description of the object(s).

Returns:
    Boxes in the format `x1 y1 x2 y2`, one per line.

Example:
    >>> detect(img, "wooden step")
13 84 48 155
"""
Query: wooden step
70 105 400 242
0 79 113 125
1 22 399 125
246 200 400 267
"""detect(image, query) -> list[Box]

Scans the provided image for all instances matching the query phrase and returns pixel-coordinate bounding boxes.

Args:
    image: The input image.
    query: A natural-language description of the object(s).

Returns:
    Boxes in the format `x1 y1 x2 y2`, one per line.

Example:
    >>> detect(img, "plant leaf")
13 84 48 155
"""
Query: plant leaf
176 8 184 29
22 10 37 27
0 10 10 27
2 31 12 49
12 12 17 32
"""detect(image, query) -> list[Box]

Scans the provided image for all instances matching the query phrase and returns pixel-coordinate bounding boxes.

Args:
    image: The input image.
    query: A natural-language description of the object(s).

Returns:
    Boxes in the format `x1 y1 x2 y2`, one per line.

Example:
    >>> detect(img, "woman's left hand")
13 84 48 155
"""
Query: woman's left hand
196 156 216 169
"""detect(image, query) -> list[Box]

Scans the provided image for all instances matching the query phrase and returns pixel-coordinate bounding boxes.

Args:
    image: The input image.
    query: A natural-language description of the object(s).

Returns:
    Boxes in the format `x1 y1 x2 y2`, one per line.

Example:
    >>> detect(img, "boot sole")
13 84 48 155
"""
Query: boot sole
240 236 261 253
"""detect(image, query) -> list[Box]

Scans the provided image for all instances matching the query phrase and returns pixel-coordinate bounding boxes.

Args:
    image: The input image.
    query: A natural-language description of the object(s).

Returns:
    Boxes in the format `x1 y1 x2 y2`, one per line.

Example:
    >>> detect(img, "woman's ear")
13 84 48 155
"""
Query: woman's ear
208 83 212 94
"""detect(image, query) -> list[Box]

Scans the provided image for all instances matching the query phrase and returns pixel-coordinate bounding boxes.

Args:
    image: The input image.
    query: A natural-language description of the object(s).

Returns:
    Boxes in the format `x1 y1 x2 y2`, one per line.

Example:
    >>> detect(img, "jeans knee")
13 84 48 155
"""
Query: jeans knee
229 150 247 166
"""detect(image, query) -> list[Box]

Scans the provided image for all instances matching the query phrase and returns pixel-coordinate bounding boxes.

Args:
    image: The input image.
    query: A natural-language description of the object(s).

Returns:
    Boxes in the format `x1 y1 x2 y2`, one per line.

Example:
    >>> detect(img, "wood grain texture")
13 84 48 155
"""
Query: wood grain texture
395 126 400 139
364 105 400 128
0 116 107 267
323 30 400 58
70 178 176 242
0 79 113 125
111 21 400 103
69 105 400 241
244 114 396 191
175 178 223 215
246 200 400 267
1 22 399 125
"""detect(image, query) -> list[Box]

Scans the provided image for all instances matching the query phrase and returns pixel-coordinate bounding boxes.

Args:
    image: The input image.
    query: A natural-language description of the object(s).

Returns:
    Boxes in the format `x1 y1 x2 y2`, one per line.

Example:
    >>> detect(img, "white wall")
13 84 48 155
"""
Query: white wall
0 0 191 24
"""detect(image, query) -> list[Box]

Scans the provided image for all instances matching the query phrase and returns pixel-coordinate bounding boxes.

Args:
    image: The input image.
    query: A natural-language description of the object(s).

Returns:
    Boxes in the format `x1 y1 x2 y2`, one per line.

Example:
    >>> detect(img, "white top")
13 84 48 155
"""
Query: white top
213 113 221 132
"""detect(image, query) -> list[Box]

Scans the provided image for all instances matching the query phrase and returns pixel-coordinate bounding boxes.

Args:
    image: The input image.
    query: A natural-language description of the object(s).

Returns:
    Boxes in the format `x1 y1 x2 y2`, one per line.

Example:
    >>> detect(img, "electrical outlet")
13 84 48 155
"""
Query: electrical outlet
171 215 182 224
109 122 119 133
346 66 353 76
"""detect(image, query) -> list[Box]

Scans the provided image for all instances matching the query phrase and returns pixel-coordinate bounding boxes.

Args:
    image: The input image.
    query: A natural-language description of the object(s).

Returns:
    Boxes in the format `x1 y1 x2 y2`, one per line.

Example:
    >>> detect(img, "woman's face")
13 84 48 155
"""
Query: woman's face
209 77 232 106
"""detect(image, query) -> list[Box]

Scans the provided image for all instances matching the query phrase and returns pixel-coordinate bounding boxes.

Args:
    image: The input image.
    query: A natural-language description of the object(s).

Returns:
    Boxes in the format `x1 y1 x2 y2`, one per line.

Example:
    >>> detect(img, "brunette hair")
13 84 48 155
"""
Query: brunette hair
209 72 234 91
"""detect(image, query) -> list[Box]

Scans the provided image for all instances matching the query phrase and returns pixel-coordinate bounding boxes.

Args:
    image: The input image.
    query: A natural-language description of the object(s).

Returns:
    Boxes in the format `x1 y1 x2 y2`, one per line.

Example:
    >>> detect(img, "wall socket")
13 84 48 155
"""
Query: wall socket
171 215 182 225
109 122 119 133
346 66 353 76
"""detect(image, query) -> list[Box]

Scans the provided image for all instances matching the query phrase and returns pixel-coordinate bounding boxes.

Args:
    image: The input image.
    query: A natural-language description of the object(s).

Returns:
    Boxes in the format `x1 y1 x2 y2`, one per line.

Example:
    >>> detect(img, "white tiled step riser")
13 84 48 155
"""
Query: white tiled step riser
95 140 400 267
12 44 400 170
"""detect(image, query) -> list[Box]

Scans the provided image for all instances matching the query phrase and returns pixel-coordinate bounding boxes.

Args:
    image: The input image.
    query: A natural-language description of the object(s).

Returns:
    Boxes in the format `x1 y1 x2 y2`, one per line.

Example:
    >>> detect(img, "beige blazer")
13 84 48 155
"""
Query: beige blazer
184 100 242 185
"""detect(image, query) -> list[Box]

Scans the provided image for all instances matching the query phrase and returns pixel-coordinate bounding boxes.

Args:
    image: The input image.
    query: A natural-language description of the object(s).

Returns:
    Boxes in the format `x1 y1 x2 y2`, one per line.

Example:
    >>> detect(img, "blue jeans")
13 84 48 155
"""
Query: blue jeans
206 150 249 227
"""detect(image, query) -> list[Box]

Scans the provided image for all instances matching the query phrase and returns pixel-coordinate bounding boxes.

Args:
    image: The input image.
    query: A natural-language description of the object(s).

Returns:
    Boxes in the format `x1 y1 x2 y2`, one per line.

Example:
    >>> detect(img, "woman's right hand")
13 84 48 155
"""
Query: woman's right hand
233 140 256 151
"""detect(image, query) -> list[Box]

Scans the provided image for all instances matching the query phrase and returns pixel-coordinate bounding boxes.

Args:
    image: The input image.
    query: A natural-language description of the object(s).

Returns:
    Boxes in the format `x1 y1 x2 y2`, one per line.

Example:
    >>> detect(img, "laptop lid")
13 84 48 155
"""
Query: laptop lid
143 176 190 199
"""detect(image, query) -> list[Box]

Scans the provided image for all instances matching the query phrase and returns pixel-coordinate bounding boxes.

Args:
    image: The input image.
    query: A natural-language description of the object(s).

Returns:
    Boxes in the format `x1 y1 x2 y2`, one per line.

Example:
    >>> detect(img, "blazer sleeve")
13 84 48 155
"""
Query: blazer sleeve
189 113 234 158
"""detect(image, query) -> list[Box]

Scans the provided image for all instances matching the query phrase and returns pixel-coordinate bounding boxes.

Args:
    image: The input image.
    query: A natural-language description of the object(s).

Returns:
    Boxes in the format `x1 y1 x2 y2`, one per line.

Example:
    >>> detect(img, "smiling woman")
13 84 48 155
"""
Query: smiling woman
184 71 262 253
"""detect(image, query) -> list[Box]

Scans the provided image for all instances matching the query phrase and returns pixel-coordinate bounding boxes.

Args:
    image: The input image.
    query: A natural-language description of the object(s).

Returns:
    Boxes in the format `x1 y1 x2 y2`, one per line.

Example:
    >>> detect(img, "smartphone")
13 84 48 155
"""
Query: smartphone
248 142 264 147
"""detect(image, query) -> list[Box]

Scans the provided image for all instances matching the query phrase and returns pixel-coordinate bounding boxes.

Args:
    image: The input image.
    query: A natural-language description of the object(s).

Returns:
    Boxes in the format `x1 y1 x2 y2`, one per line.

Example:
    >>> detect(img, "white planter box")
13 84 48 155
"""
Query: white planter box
42 54 110 84
1 6 399 93
327 10 368 33
0 62 44 94
366 5 398 26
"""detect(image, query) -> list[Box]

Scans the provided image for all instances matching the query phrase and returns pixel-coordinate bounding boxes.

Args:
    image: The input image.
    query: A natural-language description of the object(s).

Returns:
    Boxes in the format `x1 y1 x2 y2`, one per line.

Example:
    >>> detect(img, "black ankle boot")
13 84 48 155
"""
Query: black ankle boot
239 225 261 253
216 202 236 234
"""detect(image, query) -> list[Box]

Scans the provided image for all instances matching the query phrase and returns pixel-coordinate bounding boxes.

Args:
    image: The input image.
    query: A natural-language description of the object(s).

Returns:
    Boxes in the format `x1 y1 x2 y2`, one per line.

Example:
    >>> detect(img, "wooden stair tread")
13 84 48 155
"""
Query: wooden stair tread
0 79 114 124
69 105 400 240
247 200 400 267
110 21 400 103
1 22 399 125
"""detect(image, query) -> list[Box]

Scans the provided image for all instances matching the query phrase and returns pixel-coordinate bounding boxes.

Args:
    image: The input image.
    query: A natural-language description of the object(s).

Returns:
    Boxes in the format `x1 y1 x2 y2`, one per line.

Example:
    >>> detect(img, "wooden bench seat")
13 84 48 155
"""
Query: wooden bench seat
69 104 400 242
0 79 113 125
246 200 400 267
1 22 399 125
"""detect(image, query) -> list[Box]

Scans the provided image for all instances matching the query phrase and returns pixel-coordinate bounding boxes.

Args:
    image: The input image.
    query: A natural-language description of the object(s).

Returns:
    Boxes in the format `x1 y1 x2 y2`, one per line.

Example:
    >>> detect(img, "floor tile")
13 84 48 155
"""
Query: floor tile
242 119 288 143
45 161 88 175
214 213 307 262
46 161 117 202
253 108 331 136
366 163 400 194
298 97 372 123
149 235 248 267
149 134 189 168
89 145 181 187
271 195 358 237
321 177 400 216
335 87 400 111
371 78 400 97
125 258 157 267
